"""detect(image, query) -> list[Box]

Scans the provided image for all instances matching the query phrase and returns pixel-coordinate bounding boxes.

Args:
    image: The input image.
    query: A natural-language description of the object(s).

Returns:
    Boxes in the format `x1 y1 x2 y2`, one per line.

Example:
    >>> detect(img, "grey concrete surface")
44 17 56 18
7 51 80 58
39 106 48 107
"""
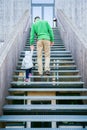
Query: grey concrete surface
55 0 87 38
55 9 87 89
0 0 31 115
55 0 87 88
0 0 31 43
0 10 30 115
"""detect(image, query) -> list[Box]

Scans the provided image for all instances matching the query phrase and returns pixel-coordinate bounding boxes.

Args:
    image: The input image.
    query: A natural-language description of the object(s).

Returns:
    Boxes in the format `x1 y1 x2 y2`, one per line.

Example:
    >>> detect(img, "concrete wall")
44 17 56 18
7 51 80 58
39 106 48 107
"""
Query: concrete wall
55 9 87 88
0 10 31 115
55 0 87 38
0 0 31 44
55 0 87 87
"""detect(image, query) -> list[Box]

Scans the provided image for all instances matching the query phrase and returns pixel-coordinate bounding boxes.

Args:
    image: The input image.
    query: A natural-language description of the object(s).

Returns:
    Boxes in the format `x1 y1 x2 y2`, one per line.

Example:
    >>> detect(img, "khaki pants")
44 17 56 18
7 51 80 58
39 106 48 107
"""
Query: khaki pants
37 40 50 74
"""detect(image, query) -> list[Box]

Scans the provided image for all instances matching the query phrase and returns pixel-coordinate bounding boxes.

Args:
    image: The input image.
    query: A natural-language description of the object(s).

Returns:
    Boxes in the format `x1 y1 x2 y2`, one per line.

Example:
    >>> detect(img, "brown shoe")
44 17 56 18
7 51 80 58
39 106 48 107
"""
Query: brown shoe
44 70 50 75
38 72 43 76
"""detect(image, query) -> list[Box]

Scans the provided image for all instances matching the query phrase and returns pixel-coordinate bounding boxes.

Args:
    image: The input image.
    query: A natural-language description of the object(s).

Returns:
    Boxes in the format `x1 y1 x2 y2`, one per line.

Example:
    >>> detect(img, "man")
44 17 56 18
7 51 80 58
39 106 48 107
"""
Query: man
30 16 54 75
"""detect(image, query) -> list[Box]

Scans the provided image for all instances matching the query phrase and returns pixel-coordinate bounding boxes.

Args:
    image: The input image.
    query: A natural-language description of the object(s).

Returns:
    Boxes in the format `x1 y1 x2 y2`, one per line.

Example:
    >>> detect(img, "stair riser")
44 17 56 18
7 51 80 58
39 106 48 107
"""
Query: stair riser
3 110 87 115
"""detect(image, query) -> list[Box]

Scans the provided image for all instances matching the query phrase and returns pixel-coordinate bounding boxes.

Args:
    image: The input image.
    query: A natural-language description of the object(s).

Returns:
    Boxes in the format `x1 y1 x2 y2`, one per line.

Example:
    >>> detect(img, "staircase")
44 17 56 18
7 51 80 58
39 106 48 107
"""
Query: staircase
0 28 87 129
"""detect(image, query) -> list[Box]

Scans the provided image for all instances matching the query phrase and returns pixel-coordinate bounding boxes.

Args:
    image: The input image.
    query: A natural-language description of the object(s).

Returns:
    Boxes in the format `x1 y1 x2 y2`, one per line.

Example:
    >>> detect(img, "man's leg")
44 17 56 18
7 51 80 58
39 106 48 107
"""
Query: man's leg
43 40 50 72
37 40 43 75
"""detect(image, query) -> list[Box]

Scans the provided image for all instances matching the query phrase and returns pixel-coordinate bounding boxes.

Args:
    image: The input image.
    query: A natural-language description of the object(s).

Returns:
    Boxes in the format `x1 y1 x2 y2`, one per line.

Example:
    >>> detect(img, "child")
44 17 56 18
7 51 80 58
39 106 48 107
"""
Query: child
22 50 33 82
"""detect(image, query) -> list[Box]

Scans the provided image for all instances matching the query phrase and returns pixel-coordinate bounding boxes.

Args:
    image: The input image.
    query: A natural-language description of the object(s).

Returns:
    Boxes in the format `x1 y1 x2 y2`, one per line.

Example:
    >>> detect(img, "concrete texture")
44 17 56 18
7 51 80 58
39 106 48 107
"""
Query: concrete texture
0 0 31 43
0 0 31 116
0 10 31 115
55 0 87 38
55 9 87 89
55 0 87 88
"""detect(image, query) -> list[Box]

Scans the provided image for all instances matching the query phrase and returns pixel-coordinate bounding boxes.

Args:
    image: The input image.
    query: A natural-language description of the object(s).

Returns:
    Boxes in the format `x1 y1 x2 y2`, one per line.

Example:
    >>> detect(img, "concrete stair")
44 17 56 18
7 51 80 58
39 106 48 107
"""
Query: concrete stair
0 28 87 129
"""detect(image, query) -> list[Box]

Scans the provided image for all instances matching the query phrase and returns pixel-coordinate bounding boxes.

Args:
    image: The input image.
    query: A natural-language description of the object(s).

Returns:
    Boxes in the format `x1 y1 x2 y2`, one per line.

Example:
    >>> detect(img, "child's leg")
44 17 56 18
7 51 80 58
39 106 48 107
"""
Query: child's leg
29 68 32 73
26 69 30 79
29 68 32 77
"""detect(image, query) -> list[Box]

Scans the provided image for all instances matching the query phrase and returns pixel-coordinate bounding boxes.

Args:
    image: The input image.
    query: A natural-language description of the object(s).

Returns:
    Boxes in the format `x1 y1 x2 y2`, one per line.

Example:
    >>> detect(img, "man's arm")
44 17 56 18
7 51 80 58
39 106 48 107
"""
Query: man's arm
30 24 35 45
47 22 54 43
50 42 54 46
30 24 35 50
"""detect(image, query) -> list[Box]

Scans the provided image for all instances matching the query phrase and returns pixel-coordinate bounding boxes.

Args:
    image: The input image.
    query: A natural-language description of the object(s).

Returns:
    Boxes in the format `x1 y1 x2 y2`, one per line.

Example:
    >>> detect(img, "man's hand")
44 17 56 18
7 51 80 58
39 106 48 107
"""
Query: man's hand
50 42 54 46
30 45 34 50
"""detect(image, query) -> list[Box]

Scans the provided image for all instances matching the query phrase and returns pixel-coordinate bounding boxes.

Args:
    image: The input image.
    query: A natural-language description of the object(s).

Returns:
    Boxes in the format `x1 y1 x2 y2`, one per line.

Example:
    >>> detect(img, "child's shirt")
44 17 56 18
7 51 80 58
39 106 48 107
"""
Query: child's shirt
21 50 33 69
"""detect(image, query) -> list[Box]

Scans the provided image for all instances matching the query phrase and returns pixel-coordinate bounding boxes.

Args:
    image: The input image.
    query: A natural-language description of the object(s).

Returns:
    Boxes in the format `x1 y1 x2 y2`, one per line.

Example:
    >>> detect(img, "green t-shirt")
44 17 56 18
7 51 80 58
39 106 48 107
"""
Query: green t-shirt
30 20 54 45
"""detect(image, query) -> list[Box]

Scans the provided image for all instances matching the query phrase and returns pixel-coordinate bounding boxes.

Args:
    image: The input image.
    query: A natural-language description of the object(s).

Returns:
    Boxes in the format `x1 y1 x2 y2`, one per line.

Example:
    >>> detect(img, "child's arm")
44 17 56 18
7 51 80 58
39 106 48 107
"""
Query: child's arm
31 50 33 56
30 45 34 51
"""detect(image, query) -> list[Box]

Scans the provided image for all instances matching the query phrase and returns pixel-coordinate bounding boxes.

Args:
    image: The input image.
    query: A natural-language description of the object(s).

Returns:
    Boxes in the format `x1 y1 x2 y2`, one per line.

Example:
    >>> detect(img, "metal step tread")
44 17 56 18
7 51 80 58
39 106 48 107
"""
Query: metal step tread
17 66 77 70
3 104 87 110
18 62 75 66
11 81 84 84
11 81 84 88
19 57 73 60
18 60 75 64
25 46 65 48
8 88 87 92
26 44 63 46
25 45 65 47
26 41 63 43
27 41 63 43
25 44 64 47
14 70 79 73
0 115 87 122
21 50 71 53
20 54 72 57
28 36 61 38
23 48 67 51
12 75 81 79
0 129 87 130
25 47 65 49
6 95 87 100
27 37 62 39
17 65 77 68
